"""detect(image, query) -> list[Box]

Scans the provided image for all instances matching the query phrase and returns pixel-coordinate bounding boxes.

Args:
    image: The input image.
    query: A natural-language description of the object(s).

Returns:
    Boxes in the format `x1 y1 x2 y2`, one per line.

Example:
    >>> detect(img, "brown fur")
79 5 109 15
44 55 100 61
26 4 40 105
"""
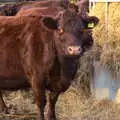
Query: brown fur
0 9 84 120
0 5 99 120
0 14 57 120
0 0 67 16
76 0 89 12
16 7 63 17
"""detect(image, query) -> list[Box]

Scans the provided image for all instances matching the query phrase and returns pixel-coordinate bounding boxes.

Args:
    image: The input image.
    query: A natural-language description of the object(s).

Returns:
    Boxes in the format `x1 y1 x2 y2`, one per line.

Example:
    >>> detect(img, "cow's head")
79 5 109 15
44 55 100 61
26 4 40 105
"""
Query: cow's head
55 8 99 54
41 15 82 57
41 8 99 58
59 0 99 52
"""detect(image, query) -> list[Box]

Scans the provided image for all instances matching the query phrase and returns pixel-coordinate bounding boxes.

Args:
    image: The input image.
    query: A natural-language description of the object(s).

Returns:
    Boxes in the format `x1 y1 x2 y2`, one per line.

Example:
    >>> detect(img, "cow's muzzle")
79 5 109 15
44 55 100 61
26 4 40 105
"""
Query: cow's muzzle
67 46 81 55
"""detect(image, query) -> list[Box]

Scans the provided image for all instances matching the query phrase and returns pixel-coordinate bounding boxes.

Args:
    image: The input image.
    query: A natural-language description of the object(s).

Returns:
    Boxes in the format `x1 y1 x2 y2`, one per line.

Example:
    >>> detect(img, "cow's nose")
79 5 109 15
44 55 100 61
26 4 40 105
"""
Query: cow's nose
67 46 81 55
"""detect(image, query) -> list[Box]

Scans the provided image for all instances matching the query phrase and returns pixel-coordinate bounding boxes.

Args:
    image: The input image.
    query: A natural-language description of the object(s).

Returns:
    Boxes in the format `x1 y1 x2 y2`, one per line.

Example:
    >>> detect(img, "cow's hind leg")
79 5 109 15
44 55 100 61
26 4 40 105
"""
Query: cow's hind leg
31 76 46 120
46 92 59 120
0 91 7 113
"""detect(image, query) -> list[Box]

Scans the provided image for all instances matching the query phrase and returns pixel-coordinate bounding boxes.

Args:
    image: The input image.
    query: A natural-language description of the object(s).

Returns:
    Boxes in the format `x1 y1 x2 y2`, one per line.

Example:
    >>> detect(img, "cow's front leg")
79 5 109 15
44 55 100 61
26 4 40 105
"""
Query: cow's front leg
31 76 46 120
46 92 59 120
0 91 7 113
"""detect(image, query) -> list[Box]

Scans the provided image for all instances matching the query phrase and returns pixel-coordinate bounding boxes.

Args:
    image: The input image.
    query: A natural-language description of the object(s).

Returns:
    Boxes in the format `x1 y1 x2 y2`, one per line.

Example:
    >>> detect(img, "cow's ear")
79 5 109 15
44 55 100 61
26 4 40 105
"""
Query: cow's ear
42 17 58 30
82 16 99 29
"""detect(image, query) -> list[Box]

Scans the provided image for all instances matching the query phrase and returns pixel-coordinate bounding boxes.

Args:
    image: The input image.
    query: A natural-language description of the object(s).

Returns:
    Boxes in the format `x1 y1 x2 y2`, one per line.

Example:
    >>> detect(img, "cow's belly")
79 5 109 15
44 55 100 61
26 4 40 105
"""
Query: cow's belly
0 76 30 90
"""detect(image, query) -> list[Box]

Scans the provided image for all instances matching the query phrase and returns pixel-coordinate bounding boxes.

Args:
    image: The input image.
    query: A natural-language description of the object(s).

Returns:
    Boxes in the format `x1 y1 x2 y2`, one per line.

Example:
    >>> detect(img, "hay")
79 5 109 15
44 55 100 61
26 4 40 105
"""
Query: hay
57 89 120 120
2 89 120 120
90 3 120 79
72 43 102 98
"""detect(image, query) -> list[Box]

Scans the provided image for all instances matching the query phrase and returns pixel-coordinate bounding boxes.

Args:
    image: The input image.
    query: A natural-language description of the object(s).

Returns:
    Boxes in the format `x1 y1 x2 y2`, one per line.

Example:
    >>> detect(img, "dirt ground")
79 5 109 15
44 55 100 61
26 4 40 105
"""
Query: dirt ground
1 87 120 120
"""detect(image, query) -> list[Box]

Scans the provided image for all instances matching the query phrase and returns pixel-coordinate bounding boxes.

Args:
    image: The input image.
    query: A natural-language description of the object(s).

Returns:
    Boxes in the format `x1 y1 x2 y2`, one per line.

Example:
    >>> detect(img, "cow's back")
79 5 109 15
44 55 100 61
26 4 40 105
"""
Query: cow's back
16 0 64 17
0 0 63 16
16 7 62 17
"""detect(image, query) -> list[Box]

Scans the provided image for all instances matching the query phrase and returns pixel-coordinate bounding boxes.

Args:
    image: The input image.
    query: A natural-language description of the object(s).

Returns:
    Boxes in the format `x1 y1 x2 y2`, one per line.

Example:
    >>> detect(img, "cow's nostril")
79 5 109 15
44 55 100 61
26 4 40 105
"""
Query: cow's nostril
78 47 81 52
67 47 73 54
67 46 81 55
68 47 73 52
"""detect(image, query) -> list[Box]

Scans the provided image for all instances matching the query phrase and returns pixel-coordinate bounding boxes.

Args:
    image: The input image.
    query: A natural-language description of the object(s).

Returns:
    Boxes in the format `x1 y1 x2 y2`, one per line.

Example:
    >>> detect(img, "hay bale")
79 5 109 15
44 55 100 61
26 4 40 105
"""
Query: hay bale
90 3 120 79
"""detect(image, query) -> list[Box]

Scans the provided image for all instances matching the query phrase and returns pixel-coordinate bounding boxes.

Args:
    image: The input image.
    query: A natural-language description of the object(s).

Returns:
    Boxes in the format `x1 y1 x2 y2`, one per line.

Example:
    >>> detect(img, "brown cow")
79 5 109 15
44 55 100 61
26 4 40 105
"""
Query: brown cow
0 0 90 17
0 8 99 120
0 4 21 16
0 12 80 120
0 0 61 16
0 3 97 119
0 0 78 16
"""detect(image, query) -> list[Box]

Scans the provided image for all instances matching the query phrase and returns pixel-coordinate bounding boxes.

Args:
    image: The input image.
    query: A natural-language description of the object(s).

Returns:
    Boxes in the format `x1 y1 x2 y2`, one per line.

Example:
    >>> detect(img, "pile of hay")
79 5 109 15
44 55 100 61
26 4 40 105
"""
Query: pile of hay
90 3 120 79
72 43 102 98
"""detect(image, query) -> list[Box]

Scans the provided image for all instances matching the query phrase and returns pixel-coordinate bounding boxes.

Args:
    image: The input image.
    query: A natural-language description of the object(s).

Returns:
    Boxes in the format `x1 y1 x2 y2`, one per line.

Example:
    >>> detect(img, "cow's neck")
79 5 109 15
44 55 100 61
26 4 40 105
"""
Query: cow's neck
52 45 79 88
60 56 79 81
